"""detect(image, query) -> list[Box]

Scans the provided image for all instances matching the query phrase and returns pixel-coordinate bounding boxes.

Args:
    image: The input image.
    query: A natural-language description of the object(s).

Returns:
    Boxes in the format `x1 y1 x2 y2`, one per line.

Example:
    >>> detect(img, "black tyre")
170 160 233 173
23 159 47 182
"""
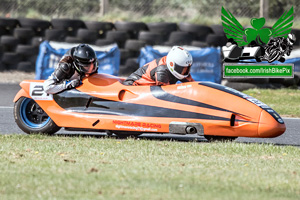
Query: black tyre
14 97 61 134
0 61 7 71
15 45 39 58
76 28 98 43
115 21 147 39
191 40 208 48
0 35 19 51
0 18 19 34
84 21 114 38
18 18 51 36
179 23 213 41
85 21 114 31
0 26 9 36
118 65 128 76
285 77 299 87
269 78 284 84
53 18 84 27
31 36 44 47
206 34 227 47
17 61 35 72
124 58 139 75
120 49 138 64
210 24 225 35
147 22 177 32
168 31 193 45
51 19 85 36
115 21 147 32
95 39 115 46
45 29 67 42
138 31 163 45
13 28 35 44
124 39 146 51
64 36 84 44
147 22 178 40
28 55 38 65
2 52 21 65
106 31 129 48
204 135 237 142
119 58 139 76
0 18 20 28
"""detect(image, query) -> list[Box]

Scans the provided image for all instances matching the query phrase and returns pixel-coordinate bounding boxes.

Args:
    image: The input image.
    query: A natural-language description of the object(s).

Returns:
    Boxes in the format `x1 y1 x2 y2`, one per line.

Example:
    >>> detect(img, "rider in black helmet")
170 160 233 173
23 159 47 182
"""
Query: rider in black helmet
44 44 98 94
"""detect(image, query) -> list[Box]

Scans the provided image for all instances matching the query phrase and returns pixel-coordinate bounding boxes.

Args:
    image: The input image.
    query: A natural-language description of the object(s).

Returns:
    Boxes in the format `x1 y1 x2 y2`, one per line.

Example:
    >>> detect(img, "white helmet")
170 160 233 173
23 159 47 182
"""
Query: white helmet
166 46 193 80
287 33 296 46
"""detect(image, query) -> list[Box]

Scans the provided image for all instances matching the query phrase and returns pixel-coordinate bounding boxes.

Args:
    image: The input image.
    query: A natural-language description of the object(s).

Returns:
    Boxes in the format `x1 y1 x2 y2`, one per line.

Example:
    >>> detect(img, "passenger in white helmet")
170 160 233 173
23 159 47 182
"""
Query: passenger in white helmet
123 46 194 86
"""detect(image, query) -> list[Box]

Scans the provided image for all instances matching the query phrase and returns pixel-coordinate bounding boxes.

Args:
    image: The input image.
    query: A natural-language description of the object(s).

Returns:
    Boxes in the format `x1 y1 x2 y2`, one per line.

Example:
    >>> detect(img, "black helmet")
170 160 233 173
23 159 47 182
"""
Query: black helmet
73 44 98 75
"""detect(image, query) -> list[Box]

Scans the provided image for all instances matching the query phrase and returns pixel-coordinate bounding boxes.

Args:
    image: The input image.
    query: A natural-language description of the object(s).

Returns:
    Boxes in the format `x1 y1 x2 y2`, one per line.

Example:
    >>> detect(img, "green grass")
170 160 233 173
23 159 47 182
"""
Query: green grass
243 88 300 118
0 134 300 200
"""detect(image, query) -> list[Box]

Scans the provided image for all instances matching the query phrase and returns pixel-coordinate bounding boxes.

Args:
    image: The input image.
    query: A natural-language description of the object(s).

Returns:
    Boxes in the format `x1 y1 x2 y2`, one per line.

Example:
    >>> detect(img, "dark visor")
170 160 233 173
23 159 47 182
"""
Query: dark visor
174 63 191 75
74 59 96 73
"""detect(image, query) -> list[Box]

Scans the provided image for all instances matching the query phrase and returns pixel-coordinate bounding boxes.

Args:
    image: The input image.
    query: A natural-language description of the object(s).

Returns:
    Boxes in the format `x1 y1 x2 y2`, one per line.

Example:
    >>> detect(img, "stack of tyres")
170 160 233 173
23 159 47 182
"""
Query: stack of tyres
0 16 298 87
0 18 19 71
0 18 50 72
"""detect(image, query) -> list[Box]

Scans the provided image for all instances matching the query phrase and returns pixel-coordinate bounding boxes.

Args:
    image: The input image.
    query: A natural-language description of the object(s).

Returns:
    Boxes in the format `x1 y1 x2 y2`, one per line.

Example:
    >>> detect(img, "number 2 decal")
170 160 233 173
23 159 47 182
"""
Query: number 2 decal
30 83 53 100
31 85 44 96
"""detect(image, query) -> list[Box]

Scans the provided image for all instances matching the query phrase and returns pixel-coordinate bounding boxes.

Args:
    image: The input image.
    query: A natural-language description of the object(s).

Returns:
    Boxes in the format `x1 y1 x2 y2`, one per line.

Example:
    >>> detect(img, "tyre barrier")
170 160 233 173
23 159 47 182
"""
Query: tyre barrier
0 16 299 90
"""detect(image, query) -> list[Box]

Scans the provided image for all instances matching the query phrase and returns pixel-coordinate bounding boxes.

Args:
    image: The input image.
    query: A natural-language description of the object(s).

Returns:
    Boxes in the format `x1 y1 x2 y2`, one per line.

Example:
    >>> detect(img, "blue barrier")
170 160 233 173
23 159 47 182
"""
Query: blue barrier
138 46 222 83
35 41 120 80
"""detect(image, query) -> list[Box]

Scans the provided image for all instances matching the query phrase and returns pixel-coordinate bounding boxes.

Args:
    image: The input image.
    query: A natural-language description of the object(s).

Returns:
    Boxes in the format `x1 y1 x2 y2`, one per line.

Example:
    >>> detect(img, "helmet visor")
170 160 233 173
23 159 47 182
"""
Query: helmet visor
74 59 96 74
174 63 191 76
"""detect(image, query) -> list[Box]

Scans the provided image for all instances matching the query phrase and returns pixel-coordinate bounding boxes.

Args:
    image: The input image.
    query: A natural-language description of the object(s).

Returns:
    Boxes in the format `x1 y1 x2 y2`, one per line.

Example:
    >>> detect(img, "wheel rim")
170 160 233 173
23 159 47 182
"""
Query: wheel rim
20 98 50 128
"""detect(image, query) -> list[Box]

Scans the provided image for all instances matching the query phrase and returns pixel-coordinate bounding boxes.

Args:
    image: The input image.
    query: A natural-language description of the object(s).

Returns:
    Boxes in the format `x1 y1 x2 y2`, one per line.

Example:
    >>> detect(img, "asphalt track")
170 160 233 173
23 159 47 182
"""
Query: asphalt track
0 83 299 146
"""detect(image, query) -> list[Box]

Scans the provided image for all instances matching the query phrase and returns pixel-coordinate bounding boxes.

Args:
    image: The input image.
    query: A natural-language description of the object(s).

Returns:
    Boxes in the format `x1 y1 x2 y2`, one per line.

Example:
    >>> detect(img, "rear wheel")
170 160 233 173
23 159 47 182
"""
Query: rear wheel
267 50 281 63
14 97 61 134
204 135 237 142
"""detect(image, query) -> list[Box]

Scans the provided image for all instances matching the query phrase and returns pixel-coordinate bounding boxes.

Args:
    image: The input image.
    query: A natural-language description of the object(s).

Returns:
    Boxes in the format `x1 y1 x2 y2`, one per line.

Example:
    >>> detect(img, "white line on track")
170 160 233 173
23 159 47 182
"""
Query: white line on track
0 106 13 109
283 117 300 120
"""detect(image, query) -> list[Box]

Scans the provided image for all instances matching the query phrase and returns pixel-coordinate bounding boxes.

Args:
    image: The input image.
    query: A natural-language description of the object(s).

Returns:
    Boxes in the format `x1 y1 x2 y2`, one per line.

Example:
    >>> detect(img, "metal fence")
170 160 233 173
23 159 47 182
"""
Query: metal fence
0 0 299 27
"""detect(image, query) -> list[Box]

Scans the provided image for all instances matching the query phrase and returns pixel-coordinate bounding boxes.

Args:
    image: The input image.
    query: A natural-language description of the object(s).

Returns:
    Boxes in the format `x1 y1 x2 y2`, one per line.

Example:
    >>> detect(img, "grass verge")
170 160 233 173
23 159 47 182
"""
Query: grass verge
243 88 300 118
0 134 299 200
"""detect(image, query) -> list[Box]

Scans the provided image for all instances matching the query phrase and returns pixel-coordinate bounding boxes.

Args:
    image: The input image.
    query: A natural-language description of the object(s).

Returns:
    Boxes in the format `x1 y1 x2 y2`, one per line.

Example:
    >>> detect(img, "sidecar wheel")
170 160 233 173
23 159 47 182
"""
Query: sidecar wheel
14 97 61 135
204 135 237 142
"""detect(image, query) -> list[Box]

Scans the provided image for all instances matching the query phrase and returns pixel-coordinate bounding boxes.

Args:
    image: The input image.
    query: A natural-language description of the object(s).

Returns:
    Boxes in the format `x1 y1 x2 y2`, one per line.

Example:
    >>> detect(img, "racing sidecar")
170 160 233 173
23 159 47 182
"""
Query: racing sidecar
13 73 286 140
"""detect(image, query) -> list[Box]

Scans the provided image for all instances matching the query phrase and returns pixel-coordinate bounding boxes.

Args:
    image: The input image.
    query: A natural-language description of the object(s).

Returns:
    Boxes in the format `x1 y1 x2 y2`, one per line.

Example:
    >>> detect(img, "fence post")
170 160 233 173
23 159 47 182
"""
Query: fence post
100 0 109 16
260 0 269 19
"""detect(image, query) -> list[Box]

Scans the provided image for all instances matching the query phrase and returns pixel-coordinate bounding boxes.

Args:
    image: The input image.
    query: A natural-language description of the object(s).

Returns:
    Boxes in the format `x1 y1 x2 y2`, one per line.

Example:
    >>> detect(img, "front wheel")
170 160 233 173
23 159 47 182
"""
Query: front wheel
14 97 61 134
267 50 281 63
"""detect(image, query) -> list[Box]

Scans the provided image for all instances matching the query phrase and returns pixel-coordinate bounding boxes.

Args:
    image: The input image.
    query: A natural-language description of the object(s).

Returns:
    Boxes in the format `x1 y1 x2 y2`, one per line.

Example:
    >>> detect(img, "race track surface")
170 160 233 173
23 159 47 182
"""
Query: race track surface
1 83 299 146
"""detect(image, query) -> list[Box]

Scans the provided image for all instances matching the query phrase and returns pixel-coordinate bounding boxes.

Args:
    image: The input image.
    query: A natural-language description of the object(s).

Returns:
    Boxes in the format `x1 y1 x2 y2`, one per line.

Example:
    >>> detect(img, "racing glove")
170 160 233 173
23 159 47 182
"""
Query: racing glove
65 79 81 89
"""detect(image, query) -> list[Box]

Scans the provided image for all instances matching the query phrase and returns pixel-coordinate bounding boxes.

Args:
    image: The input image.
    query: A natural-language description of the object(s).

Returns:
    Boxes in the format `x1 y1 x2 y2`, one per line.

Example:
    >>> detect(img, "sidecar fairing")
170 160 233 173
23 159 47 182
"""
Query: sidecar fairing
14 73 286 138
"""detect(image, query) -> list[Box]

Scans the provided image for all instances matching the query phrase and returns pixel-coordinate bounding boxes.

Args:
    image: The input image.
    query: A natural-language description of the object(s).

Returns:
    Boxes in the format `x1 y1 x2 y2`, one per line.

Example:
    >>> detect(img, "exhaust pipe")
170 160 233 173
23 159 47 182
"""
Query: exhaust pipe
185 126 197 134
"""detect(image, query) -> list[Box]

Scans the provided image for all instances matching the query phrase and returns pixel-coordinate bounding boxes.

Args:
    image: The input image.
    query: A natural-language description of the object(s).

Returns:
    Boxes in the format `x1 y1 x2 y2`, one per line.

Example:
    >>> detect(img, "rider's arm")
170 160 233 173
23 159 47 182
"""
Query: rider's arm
43 76 68 94
43 62 76 94
155 65 170 86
